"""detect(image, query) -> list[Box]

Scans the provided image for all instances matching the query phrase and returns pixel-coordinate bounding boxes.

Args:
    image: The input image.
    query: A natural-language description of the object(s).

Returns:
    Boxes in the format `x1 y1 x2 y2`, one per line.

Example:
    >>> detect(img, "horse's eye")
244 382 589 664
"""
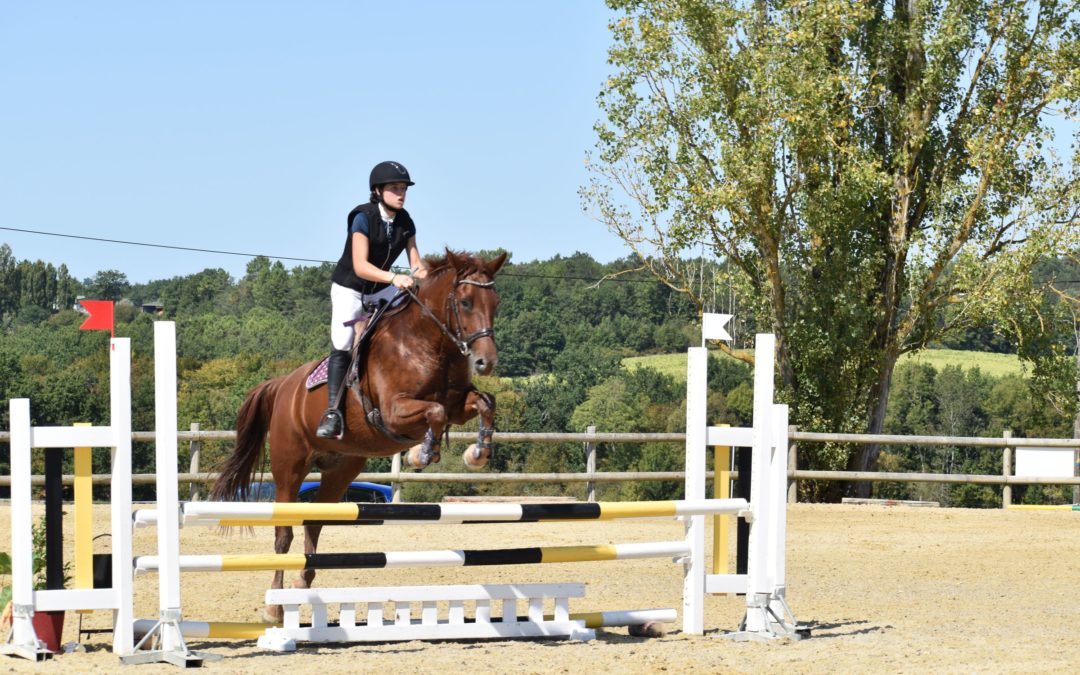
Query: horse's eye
461 298 473 310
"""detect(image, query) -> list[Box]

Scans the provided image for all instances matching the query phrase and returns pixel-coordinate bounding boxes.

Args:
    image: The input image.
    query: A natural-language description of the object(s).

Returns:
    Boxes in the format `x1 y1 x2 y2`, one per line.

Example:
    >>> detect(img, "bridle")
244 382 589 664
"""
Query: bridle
403 275 496 357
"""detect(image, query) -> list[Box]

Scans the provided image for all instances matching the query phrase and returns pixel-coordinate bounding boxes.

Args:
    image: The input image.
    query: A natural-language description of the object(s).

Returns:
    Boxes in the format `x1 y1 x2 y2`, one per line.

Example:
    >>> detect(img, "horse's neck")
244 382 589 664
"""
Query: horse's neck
380 283 458 357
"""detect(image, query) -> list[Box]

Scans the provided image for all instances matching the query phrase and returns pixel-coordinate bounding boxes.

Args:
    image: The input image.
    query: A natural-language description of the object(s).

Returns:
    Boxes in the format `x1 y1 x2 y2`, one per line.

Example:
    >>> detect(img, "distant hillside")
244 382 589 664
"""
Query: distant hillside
897 349 1024 379
623 348 1024 381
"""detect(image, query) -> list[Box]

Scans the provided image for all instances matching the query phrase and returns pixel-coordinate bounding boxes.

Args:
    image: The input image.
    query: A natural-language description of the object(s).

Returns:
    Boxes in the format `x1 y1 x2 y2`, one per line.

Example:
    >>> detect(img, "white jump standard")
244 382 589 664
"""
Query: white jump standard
3 338 136 661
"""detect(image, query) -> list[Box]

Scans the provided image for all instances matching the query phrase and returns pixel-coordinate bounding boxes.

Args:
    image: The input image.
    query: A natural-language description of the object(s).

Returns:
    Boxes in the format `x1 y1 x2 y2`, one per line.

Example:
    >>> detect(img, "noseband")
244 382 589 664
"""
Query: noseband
405 276 496 357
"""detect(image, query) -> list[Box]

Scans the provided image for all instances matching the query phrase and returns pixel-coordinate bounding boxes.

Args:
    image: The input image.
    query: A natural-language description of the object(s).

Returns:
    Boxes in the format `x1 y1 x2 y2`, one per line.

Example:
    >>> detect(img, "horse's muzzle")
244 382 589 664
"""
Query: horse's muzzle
470 352 496 376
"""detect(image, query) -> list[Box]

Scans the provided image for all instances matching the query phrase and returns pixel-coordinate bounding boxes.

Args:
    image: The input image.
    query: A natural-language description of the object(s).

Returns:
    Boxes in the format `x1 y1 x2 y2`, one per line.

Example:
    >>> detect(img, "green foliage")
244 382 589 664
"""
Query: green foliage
84 269 130 301
0 516 70 610
0 239 1074 506
873 361 1073 506
0 552 10 611
588 0 1080 496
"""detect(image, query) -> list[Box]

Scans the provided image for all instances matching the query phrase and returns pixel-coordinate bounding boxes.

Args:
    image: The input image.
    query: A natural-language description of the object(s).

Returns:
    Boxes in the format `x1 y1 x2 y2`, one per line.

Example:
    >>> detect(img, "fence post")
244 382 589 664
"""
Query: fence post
787 425 798 504
188 422 201 501
1002 429 1012 509
1075 446 1079 506
585 425 597 503
390 453 403 503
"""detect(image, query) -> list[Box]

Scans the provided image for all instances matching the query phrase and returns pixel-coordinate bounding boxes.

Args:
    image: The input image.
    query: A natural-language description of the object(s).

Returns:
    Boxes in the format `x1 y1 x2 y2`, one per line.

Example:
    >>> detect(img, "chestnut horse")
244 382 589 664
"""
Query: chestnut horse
210 250 507 621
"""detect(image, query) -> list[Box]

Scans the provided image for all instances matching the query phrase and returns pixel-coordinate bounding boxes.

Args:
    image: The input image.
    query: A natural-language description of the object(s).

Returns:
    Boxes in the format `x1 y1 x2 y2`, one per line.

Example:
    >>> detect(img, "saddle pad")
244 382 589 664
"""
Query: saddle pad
305 357 331 390
305 357 363 391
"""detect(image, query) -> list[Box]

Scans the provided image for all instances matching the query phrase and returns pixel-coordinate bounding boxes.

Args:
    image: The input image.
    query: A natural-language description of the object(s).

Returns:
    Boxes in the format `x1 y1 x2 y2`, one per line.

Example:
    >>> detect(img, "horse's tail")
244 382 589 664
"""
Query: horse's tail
210 377 284 503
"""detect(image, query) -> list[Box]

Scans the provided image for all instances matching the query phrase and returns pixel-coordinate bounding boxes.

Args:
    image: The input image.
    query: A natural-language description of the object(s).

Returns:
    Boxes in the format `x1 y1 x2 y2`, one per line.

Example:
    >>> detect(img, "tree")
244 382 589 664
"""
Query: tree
0 244 17 318
244 257 293 314
85 269 130 301
586 0 1080 498
56 264 78 311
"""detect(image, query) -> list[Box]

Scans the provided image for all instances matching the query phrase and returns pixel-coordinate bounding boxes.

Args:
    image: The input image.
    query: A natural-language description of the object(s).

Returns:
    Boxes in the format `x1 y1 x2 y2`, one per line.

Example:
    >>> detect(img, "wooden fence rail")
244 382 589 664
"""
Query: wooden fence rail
2 426 1078 507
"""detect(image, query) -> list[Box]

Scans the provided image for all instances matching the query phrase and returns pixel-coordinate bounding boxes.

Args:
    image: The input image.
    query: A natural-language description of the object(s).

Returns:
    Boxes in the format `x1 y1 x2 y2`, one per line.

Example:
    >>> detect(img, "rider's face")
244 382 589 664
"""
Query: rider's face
379 182 408 210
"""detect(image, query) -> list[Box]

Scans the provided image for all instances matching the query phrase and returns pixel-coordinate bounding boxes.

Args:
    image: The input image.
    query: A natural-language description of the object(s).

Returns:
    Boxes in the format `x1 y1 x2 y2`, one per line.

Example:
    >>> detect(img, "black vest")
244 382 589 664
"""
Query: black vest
331 202 416 294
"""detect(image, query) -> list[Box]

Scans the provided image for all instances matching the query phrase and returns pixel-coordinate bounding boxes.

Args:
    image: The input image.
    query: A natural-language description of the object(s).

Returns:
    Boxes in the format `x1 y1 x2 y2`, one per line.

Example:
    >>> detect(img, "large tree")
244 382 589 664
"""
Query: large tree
585 0 1080 497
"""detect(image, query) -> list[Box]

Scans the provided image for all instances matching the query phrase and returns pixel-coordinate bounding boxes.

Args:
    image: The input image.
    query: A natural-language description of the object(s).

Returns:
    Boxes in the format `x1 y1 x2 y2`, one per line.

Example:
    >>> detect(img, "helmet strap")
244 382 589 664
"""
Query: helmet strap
376 188 399 215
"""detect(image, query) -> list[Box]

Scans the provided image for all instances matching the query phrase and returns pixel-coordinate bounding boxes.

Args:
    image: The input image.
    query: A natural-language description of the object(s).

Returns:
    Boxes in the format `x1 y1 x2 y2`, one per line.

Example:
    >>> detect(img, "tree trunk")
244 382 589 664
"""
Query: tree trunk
844 353 899 498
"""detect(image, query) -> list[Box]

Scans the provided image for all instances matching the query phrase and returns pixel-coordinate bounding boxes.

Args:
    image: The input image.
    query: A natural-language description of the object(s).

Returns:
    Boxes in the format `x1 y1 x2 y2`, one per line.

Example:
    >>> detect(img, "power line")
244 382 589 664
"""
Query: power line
11 224 1070 286
0 225 328 264
0 225 662 283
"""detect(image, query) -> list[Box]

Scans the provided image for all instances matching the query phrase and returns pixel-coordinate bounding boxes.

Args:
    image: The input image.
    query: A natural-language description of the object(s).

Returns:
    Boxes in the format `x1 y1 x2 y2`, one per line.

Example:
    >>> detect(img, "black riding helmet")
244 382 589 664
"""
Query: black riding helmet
369 161 415 191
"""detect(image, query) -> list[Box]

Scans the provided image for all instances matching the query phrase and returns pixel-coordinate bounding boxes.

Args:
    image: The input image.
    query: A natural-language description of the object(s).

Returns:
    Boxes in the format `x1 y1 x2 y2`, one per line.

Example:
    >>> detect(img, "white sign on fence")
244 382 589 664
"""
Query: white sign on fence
1015 447 1076 478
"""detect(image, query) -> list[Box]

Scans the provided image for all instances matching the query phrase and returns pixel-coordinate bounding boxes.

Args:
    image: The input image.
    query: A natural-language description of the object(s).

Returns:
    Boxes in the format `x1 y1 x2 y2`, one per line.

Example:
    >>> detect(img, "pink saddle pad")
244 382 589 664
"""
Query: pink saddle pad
305 357 331 390
305 355 362 391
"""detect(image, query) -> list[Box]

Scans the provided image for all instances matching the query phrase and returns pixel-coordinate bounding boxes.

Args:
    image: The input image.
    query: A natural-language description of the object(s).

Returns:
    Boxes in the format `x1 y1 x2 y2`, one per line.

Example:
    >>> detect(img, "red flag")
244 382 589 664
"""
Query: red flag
79 300 115 337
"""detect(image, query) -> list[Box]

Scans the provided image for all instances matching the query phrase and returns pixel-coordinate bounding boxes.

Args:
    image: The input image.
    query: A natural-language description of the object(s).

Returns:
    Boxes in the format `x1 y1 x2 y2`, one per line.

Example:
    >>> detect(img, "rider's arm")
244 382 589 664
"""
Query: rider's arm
350 233 412 288
406 236 427 279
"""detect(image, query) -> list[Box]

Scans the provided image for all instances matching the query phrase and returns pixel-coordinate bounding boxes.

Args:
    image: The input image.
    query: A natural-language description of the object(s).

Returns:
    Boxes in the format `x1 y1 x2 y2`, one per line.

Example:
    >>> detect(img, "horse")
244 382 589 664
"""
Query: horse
209 249 507 622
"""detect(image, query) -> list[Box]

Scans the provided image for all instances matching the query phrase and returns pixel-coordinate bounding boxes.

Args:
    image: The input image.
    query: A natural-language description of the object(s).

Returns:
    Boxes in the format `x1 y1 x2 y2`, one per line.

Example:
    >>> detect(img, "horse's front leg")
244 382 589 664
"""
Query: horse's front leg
462 388 496 470
391 398 447 470
296 523 324 589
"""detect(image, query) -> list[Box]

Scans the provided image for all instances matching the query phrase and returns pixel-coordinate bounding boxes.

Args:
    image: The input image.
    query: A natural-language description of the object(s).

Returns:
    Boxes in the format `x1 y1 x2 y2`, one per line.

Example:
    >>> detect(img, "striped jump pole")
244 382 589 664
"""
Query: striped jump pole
175 498 750 527
133 541 691 574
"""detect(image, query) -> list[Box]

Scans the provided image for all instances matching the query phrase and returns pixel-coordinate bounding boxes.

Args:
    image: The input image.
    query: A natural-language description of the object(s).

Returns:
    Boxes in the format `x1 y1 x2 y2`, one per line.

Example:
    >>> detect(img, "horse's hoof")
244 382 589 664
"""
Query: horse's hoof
263 608 283 625
628 621 666 638
404 444 429 470
463 443 489 470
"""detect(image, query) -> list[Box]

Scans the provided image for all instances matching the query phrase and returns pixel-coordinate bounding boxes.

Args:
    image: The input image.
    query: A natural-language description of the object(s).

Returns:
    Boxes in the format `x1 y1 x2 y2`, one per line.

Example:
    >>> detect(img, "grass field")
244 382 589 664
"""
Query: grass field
622 348 1024 381
897 348 1024 379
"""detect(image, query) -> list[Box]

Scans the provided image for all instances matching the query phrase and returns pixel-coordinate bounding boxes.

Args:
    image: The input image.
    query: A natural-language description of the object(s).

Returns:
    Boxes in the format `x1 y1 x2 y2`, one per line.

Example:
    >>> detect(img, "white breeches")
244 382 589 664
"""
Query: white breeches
329 282 399 351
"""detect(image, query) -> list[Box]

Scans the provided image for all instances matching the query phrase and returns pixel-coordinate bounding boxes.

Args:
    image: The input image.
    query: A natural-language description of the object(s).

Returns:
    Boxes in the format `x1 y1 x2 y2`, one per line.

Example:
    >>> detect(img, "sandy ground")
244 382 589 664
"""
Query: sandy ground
2 502 1079 674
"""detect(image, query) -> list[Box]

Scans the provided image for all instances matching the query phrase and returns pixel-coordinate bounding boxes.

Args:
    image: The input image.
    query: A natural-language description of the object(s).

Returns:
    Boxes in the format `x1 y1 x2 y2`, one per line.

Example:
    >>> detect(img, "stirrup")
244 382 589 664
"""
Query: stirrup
316 409 343 439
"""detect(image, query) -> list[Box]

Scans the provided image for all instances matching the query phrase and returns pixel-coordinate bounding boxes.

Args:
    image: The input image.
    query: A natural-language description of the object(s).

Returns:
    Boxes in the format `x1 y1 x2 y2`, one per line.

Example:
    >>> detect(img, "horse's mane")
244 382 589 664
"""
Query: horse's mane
421 251 487 284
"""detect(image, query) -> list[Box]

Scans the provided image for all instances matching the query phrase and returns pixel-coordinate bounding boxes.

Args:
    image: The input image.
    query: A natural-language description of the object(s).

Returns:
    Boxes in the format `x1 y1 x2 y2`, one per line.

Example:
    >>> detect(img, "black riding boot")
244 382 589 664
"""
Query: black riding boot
316 349 351 438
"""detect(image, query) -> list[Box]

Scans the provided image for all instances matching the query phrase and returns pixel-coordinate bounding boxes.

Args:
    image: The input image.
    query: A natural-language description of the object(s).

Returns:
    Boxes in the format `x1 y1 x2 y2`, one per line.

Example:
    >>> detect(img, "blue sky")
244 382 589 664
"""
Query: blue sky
0 2 624 284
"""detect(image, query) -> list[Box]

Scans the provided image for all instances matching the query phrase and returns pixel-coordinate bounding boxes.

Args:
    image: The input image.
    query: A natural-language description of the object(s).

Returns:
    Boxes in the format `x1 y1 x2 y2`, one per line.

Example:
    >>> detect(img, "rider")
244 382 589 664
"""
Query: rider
316 161 428 439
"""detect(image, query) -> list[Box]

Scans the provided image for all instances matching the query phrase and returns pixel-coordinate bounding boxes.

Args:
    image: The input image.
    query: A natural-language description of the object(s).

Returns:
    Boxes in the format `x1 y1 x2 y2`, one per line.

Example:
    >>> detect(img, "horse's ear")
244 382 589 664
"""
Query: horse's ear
445 248 463 270
485 251 509 277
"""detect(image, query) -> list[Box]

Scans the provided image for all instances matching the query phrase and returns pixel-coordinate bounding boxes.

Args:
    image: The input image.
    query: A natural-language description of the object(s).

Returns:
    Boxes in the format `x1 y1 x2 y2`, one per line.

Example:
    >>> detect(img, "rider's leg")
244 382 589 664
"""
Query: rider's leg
316 349 351 438
318 283 362 439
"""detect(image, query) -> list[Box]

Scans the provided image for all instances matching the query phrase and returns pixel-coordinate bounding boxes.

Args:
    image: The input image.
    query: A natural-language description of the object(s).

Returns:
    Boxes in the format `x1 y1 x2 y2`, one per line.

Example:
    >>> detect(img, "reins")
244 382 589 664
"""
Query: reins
402 276 496 357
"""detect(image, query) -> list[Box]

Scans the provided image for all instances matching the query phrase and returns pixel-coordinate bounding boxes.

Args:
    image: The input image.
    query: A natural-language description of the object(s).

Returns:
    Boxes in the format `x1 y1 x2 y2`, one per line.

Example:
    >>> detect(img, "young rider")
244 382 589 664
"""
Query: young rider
316 161 427 439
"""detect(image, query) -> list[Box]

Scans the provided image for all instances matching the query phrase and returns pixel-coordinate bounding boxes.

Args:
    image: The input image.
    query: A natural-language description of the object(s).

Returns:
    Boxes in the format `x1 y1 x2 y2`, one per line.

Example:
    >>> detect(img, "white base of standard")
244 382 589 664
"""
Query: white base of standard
259 583 597 651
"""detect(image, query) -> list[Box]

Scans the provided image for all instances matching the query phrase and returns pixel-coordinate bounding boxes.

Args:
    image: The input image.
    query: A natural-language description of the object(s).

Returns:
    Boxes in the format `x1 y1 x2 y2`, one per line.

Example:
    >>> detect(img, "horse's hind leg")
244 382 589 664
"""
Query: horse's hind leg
264 444 310 623
296 455 369 590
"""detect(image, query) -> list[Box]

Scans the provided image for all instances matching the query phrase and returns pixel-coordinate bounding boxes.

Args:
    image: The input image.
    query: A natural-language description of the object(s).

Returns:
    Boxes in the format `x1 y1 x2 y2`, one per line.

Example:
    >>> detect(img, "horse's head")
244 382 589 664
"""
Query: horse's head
416 249 508 375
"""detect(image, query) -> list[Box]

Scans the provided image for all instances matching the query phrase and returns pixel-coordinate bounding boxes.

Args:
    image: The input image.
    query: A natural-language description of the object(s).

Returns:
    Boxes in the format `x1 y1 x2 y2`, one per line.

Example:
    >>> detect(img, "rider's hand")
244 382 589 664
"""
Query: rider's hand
391 273 414 289
412 264 429 280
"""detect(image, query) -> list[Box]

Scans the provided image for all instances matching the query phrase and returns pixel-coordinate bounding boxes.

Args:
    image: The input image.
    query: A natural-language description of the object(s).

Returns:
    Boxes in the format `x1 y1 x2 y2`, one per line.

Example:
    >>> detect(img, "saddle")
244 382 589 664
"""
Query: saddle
304 291 409 391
